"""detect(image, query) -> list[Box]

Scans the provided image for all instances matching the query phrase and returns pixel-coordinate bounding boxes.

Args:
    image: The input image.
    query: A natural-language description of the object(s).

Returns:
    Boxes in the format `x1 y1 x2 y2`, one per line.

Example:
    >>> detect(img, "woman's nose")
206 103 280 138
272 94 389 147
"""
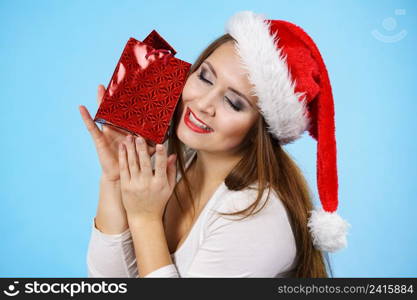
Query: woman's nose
194 90 218 116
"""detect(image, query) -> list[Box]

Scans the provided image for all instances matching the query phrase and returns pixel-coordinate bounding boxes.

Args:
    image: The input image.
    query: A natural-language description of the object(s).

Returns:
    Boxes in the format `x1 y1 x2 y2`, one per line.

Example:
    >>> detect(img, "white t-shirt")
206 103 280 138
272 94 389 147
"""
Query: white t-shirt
86 149 297 278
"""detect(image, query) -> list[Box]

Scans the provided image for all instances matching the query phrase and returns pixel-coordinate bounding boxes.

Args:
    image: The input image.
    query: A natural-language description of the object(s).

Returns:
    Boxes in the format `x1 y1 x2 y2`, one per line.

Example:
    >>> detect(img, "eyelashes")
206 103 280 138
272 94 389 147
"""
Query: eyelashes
197 67 243 112
197 68 211 84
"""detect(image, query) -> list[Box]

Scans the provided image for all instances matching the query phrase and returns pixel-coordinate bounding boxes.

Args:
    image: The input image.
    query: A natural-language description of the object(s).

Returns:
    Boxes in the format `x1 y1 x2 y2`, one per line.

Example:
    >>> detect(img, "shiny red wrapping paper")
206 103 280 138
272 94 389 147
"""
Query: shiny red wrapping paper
94 30 191 145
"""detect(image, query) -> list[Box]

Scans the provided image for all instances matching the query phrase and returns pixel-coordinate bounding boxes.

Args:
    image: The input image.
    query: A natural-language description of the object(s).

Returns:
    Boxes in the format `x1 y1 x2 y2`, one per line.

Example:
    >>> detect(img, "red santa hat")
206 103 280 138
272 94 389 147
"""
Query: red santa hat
225 11 350 252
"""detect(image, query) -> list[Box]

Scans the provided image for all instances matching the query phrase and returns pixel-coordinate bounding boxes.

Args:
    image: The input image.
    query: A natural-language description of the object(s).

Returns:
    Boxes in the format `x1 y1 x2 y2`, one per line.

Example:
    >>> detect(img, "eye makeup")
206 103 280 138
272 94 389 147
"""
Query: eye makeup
197 66 245 112
197 67 211 84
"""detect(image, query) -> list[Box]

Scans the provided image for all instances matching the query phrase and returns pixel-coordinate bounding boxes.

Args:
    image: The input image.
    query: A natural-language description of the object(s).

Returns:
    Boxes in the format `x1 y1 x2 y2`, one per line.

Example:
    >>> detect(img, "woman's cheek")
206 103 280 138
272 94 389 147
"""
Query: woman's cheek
230 115 255 138
218 117 245 139
185 76 208 98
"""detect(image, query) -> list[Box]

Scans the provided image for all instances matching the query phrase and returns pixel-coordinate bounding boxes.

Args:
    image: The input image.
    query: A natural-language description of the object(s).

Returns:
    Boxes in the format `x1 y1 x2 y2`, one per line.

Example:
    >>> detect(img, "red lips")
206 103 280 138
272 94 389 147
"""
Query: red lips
184 107 213 133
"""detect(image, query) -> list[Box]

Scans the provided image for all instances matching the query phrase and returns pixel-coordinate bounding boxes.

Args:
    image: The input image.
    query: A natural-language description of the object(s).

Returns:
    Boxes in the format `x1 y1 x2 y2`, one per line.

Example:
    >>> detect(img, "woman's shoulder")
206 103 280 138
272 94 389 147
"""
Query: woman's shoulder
206 181 294 232
205 183 295 245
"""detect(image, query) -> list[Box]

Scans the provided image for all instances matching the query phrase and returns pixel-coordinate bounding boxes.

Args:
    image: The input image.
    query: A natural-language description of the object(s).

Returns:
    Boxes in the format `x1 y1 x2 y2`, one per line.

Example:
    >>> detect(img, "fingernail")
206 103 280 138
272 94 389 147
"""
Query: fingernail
157 144 163 151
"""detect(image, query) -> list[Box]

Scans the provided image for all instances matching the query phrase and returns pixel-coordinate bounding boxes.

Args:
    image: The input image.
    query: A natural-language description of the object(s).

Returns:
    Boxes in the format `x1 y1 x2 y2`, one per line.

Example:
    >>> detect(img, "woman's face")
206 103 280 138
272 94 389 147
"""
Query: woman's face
176 41 259 154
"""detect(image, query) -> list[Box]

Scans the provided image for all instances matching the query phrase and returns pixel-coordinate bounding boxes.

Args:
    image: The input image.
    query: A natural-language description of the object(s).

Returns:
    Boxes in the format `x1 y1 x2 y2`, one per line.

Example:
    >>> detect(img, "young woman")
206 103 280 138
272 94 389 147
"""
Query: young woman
80 11 349 278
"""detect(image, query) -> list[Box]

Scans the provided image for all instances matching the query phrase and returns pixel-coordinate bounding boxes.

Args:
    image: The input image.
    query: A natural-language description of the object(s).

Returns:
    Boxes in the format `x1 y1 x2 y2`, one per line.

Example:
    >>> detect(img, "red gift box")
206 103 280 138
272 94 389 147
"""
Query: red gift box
94 30 191 145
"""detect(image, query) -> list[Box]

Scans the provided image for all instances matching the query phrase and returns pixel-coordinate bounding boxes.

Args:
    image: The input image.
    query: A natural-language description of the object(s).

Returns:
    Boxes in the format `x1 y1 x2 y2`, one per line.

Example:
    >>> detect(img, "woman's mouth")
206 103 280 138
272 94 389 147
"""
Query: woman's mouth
184 107 213 134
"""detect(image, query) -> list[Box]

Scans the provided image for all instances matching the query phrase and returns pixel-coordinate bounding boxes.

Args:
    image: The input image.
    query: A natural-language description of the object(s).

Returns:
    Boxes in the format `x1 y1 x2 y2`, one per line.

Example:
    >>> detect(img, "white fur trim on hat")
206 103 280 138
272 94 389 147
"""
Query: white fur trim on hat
307 207 351 252
225 11 309 144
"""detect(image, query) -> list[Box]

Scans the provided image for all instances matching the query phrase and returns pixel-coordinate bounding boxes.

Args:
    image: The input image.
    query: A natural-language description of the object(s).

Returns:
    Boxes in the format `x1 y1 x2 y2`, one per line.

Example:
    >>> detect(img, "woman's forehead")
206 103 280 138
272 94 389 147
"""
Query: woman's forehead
207 41 243 74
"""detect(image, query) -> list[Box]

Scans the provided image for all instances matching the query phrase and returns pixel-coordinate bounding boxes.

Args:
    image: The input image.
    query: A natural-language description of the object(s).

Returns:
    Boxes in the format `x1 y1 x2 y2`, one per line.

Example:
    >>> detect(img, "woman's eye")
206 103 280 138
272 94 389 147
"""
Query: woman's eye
198 69 212 85
197 67 244 112
225 97 243 112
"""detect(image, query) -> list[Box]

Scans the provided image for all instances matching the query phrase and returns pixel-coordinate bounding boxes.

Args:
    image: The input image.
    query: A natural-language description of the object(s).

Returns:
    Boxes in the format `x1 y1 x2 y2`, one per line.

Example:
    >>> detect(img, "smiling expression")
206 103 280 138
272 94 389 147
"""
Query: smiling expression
176 41 259 154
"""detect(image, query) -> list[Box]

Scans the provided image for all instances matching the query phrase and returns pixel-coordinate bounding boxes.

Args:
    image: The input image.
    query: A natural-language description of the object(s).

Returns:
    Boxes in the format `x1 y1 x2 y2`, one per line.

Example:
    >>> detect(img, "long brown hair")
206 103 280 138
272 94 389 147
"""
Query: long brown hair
166 34 332 278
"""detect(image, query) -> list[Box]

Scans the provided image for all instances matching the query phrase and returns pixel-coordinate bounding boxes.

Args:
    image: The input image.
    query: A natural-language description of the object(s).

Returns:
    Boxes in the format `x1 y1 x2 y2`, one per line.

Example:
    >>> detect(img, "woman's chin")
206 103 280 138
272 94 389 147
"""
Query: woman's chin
178 134 203 150
177 126 210 150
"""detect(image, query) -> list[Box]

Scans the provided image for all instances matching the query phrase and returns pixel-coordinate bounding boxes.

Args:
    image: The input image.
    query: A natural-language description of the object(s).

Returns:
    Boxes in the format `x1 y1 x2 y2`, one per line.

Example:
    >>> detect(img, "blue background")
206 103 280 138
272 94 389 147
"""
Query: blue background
1 0 416 277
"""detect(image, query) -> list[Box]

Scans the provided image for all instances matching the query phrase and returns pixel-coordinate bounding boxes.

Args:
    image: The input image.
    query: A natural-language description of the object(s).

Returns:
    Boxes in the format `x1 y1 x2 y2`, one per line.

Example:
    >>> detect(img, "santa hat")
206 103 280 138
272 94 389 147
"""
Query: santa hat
225 11 350 252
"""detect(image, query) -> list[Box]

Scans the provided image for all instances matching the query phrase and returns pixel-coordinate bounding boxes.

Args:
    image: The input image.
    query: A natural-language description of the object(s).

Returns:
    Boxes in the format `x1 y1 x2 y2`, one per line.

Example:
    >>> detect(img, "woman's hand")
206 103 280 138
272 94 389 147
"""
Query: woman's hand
79 84 157 182
119 134 177 221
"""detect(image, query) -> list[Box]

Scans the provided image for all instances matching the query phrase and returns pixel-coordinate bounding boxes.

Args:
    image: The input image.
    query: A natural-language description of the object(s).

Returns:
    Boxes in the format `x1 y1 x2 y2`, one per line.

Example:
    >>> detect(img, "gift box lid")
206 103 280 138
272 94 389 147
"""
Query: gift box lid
142 29 177 56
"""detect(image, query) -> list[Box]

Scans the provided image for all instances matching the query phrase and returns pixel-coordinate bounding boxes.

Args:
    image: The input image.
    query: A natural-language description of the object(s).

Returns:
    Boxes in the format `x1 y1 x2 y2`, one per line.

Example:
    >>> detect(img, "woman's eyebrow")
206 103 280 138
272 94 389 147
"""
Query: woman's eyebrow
203 61 254 109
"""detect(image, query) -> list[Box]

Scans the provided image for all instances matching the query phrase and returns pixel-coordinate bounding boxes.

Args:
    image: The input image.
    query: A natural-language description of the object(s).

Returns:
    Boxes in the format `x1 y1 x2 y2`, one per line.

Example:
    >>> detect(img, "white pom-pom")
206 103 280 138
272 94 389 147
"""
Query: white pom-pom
307 207 351 252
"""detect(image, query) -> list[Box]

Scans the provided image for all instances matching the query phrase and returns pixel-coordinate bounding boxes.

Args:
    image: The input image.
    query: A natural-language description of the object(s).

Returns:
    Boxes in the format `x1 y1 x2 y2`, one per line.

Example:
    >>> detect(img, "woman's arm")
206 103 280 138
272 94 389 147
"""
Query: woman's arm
95 176 128 234
128 217 178 278
81 85 159 277
86 216 138 278
86 139 160 278
86 144 162 277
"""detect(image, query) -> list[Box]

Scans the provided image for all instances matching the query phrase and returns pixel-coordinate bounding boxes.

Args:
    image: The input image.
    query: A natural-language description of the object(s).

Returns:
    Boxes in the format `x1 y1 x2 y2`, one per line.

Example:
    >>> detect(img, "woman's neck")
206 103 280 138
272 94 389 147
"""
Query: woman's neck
191 150 242 188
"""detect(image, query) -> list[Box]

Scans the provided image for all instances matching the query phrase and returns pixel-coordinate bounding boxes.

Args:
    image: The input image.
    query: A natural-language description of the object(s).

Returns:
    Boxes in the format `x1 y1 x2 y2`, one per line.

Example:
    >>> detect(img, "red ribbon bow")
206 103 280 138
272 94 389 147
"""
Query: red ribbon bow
145 49 173 64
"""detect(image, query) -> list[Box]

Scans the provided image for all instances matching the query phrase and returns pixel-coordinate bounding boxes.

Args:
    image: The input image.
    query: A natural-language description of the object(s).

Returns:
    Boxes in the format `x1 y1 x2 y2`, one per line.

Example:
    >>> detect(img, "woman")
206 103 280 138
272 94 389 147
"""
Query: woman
80 11 349 278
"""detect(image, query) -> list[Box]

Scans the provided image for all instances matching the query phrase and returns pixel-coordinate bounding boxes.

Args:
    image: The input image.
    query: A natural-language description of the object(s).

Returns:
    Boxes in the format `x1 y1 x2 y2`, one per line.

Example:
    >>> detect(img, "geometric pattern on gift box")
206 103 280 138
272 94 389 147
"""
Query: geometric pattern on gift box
94 30 191 144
